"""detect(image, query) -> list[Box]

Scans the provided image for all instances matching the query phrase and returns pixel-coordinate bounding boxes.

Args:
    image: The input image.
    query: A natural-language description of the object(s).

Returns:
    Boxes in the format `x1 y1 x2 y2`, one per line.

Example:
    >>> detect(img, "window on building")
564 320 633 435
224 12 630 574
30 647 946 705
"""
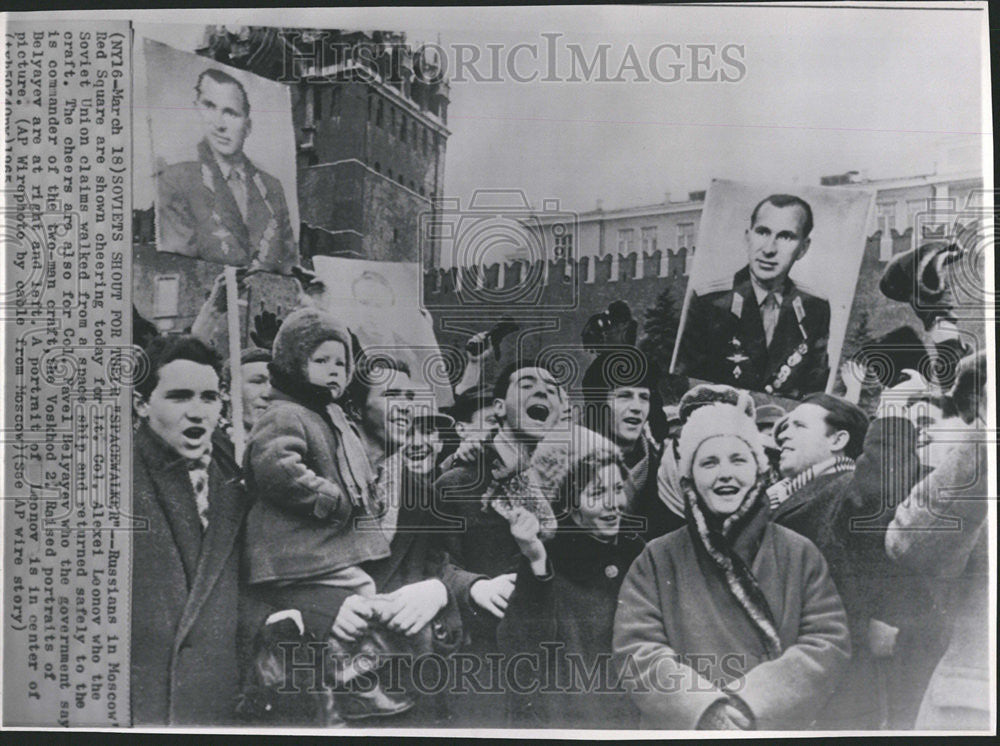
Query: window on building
368 94 373 122
877 202 896 235
617 228 635 254
422 127 428 155
641 226 657 254
153 275 179 319
374 161 381 174
877 202 896 261
553 226 573 261
677 222 696 250
329 86 339 114
376 99 383 127
313 86 324 121
391 106 396 134
400 114 407 142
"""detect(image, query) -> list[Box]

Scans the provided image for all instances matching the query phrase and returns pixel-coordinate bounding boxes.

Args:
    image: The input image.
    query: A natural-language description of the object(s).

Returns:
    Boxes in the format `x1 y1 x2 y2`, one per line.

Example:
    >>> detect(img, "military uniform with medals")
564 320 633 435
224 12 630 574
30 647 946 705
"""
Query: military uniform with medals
155 139 297 273
674 265 831 397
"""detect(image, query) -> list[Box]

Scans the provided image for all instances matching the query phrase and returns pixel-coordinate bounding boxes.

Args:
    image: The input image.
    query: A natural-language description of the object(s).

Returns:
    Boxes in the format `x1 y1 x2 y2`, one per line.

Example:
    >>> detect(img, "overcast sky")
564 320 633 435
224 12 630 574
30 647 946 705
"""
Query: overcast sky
124 4 989 212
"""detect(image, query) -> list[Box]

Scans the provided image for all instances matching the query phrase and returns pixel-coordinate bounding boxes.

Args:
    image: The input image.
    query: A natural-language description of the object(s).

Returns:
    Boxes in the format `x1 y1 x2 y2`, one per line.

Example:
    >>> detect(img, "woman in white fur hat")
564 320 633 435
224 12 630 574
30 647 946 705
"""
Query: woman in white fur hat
613 397 850 730
495 425 645 729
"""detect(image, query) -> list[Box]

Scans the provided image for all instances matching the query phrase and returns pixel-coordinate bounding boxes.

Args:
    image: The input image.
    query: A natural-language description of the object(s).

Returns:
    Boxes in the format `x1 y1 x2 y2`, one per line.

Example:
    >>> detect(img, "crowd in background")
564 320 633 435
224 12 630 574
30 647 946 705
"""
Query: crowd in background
129 232 990 730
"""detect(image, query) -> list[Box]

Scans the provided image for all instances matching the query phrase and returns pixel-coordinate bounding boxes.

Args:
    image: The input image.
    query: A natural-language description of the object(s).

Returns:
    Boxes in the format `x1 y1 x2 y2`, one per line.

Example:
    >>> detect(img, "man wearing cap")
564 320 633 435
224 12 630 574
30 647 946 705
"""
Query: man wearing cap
156 68 297 272
673 194 831 397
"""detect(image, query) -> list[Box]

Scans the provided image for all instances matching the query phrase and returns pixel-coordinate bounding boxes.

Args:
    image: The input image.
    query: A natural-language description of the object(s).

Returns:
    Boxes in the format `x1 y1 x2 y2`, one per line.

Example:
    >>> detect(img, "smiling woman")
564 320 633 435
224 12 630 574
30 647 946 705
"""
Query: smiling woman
614 401 851 730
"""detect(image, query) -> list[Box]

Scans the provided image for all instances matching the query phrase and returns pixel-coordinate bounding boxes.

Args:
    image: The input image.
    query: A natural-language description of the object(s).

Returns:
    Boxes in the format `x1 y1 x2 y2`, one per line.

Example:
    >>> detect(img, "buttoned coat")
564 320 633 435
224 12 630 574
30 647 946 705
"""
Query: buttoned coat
130 422 249 726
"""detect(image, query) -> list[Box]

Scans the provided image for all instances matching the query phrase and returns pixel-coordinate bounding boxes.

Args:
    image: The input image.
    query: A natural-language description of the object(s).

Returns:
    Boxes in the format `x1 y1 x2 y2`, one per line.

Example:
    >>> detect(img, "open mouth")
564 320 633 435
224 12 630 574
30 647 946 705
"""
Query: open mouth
404 444 432 462
713 485 740 496
526 404 551 423
183 426 206 441
623 416 642 427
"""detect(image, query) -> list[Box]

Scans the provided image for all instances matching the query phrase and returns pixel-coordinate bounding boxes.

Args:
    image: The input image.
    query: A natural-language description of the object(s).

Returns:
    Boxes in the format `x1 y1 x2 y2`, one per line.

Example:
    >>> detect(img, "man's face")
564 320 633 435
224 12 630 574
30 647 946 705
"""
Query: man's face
196 76 251 159
400 425 443 475
363 368 418 454
495 367 562 440
454 405 500 443
745 201 811 288
138 359 222 460
776 403 842 478
608 387 651 446
241 361 271 429
908 399 964 470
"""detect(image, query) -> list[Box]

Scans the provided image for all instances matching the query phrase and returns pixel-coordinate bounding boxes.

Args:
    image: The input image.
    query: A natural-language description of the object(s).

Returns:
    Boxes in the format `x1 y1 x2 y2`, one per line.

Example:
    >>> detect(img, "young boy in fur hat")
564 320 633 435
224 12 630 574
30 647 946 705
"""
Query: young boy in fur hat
496 425 645 729
243 307 409 721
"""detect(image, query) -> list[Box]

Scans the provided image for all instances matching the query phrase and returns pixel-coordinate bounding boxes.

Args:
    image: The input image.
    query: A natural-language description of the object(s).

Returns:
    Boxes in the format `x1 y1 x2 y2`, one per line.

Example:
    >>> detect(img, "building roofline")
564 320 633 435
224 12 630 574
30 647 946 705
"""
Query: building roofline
527 170 983 224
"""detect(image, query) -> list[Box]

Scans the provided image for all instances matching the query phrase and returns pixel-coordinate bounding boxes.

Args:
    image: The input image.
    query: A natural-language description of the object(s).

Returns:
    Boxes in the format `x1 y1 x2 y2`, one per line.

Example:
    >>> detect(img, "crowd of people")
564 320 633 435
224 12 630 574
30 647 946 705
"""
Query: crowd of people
130 247 989 731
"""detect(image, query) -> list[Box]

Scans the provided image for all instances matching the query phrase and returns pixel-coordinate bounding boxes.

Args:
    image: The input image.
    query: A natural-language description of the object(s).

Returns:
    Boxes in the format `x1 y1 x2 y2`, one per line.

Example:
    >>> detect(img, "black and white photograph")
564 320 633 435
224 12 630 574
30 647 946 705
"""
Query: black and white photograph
670 179 873 398
145 39 300 273
1 3 995 738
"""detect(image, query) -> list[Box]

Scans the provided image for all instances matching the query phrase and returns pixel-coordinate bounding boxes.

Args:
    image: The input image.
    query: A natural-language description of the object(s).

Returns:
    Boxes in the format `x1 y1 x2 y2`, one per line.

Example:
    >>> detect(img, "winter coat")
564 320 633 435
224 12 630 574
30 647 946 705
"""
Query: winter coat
497 529 645 728
886 435 990 730
243 387 391 584
131 423 250 725
824 416 948 729
613 522 850 729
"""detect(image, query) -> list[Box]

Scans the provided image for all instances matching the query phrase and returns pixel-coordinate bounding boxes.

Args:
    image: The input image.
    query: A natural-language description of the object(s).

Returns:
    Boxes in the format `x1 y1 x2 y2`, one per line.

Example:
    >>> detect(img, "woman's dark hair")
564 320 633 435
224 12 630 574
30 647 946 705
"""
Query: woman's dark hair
555 451 628 519
136 334 222 400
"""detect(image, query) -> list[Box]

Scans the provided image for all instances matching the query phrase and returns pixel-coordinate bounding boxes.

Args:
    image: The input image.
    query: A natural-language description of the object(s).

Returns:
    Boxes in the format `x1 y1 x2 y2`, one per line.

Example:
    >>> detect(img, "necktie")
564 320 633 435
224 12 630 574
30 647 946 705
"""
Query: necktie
762 293 780 347
227 167 248 221
186 453 212 531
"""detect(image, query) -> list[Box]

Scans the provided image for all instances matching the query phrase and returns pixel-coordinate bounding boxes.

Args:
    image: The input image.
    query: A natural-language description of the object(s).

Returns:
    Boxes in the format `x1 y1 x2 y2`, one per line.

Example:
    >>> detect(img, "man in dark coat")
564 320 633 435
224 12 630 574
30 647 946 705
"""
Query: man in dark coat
433 360 565 726
673 194 830 397
131 335 250 725
156 68 297 272
768 393 881 728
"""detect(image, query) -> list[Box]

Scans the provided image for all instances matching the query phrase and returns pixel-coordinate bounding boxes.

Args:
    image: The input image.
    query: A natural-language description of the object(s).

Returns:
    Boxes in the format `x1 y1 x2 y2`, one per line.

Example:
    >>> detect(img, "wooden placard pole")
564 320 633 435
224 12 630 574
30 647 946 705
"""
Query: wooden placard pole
225 265 245 463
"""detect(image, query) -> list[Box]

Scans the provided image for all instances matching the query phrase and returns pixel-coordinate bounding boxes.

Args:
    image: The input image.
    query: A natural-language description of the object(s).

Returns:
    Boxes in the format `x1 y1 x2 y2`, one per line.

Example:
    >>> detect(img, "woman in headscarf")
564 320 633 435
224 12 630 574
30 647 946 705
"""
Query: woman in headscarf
613 394 850 730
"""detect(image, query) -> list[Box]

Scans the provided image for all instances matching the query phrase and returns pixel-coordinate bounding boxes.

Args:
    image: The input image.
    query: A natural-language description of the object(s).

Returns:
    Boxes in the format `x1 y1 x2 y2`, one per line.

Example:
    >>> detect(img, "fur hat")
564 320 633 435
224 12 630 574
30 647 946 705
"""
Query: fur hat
269 307 354 384
241 346 272 366
529 425 622 509
678 403 766 480
679 384 756 424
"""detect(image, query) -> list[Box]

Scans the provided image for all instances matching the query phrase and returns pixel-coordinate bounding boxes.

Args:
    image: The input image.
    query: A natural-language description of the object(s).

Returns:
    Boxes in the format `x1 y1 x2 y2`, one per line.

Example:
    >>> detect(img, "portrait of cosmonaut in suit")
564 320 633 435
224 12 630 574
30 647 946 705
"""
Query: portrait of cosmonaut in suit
669 181 873 399
146 40 299 273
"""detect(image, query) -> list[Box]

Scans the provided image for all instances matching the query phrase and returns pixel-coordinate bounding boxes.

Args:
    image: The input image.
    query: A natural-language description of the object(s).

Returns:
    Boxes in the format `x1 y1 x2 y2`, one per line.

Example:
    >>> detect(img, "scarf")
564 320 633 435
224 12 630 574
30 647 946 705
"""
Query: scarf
684 481 783 660
622 436 651 512
481 431 559 541
185 451 212 531
766 456 856 511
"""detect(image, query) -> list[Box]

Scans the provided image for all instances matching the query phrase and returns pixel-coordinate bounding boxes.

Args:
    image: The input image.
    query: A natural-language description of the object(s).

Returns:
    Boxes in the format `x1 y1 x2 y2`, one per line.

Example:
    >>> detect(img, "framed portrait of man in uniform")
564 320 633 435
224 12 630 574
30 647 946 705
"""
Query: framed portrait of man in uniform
670 179 874 399
144 39 300 273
